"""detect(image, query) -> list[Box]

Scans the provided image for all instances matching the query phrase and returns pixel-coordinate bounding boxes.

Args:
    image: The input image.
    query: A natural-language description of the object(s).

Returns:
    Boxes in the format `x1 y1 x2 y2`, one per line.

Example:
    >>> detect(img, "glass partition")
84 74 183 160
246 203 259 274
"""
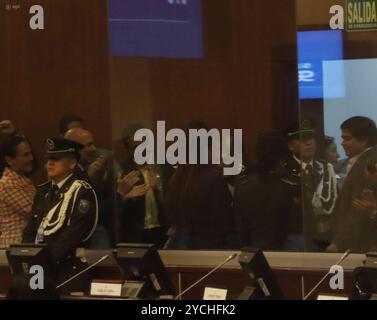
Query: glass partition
297 0 377 253
0 0 313 254
107 0 300 252
3 0 377 302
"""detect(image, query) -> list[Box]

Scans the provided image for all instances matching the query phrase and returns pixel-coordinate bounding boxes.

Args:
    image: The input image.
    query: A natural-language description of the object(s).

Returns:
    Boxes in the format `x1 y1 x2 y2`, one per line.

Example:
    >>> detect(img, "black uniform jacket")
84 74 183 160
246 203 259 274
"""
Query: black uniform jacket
22 175 98 262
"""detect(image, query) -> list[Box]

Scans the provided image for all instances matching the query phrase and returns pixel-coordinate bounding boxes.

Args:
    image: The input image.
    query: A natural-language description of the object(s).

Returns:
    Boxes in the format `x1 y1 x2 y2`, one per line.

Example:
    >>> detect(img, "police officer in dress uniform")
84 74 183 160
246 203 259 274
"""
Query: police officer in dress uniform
22 138 98 291
283 122 337 252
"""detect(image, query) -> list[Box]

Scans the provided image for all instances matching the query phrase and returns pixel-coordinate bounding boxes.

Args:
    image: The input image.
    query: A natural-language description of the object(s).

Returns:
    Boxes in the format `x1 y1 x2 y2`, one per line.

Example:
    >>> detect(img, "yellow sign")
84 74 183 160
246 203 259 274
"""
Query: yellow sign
347 0 377 31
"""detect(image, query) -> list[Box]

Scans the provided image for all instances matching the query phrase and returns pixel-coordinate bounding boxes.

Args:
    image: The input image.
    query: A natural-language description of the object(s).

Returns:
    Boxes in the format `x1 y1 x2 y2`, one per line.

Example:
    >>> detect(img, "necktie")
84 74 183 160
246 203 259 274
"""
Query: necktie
48 184 59 200
303 163 315 197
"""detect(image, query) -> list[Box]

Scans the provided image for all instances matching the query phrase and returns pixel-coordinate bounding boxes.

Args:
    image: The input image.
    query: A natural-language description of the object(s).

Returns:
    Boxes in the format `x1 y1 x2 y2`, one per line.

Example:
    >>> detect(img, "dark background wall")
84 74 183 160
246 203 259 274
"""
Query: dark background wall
109 0 299 164
297 0 377 136
0 0 112 183
0 0 298 183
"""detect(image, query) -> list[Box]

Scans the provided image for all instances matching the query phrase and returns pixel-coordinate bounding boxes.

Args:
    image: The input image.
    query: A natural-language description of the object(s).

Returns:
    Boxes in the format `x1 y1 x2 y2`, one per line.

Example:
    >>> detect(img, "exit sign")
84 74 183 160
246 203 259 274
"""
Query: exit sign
347 0 377 31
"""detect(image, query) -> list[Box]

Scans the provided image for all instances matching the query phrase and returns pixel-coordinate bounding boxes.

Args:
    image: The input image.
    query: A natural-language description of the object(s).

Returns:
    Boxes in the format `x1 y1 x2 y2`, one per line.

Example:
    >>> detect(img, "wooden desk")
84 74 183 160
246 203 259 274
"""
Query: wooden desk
0 249 365 300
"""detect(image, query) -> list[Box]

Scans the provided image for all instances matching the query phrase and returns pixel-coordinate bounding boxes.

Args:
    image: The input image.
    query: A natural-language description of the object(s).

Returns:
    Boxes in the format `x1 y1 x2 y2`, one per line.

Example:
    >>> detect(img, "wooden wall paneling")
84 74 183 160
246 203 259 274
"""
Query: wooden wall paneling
143 0 298 164
0 1 11 120
0 0 111 183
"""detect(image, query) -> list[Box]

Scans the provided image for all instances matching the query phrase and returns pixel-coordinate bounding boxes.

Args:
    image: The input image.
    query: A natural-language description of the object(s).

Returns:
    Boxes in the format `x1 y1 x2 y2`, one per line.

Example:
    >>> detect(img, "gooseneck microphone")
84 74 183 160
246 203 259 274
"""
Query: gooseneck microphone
303 249 351 300
56 254 109 290
174 253 238 300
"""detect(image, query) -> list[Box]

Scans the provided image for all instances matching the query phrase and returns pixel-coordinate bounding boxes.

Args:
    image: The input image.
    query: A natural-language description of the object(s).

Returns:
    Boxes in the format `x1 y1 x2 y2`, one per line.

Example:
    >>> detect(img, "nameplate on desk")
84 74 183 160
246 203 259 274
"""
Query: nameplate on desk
90 280 123 297
203 287 228 300
317 294 349 300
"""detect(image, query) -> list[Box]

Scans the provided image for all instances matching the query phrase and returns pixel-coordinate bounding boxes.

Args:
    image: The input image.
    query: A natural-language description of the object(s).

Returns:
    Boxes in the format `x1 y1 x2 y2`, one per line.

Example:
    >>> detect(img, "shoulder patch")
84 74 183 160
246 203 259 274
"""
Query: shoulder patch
78 199 90 213
76 180 93 190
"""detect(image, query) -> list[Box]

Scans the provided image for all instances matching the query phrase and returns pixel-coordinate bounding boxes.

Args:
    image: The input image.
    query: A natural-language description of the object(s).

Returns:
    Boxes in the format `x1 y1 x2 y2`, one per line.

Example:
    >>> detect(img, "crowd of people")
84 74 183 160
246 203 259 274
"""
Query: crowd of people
1 114 377 262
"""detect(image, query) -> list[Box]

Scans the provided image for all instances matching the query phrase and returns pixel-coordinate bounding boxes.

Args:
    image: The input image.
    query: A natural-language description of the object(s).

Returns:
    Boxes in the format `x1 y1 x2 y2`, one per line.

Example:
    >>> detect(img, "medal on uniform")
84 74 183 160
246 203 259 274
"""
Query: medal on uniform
35 232 44 243
35 219 46 244
35 226 44 243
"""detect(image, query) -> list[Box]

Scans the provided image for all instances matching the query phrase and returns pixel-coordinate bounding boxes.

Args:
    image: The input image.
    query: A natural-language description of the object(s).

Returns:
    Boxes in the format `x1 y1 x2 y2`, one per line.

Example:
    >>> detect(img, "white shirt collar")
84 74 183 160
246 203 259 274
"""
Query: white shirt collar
347 147 372 173
293 155 313 170
54 174 73 189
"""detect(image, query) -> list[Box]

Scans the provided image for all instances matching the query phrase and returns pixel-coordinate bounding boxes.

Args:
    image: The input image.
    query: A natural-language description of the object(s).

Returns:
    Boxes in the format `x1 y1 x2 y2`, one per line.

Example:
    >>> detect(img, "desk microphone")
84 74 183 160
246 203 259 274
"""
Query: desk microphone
56 254 109 290
303 249 351 300
174 253 238 300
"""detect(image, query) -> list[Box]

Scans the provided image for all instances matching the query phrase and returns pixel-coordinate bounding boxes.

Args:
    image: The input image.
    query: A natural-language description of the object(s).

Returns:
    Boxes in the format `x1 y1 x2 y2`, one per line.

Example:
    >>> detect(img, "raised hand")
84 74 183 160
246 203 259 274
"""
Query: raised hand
87 154 107 180
117 170 140 197
125 183 151 200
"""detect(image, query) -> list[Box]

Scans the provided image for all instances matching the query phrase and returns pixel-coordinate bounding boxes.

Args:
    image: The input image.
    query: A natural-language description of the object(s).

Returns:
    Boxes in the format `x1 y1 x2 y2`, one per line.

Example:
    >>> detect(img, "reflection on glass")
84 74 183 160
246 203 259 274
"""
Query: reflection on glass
298 0 377 254
8 0 377 256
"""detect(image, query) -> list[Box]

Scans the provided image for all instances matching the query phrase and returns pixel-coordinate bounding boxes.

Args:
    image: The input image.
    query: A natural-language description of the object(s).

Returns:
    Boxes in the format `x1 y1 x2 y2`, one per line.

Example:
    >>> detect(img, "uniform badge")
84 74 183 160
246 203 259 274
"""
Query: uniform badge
46 138 55 151
79 199 90 213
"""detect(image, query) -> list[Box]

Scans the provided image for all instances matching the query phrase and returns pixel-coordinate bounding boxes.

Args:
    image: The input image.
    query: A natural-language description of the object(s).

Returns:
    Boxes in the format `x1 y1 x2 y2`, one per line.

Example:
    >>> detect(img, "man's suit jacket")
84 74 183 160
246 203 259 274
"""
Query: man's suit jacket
166 167 233 250
332 147 377 252
234 172 293 250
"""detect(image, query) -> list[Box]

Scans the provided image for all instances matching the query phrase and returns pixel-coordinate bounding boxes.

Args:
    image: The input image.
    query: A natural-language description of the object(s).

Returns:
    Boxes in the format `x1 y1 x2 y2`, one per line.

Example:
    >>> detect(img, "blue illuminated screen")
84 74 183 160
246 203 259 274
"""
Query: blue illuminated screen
108 0 203 58
297 30 344 99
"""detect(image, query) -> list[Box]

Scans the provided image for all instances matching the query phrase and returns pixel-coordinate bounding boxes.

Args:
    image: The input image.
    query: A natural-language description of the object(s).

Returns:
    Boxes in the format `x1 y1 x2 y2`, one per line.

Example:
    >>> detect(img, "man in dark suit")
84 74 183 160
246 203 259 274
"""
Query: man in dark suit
64 128 123 248
22 138 98 263
327 117 377 253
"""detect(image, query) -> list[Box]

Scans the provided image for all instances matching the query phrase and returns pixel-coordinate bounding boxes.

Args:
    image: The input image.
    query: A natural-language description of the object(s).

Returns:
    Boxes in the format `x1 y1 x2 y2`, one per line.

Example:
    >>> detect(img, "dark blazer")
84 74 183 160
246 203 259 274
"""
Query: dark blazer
22 175 98 262
73 149 120 246
76 149 119 225
166 168 233 250
234 173 293 250
332 147 377 252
